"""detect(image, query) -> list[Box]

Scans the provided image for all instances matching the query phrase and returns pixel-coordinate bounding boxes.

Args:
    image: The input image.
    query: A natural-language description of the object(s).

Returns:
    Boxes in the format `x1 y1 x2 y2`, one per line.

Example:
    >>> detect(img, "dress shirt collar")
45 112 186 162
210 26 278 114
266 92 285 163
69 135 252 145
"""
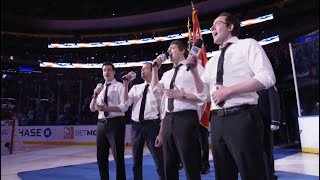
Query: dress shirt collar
142 81 150 86
219 36 239 50
172 62 185 69
104 78 116 86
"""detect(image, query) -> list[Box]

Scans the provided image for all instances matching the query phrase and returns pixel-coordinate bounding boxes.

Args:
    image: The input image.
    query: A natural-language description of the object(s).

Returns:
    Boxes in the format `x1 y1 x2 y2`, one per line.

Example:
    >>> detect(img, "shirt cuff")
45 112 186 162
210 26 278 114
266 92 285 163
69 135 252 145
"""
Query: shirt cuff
194 85 210 102
254 71 276 89
152 82 164 94
117 100 131 113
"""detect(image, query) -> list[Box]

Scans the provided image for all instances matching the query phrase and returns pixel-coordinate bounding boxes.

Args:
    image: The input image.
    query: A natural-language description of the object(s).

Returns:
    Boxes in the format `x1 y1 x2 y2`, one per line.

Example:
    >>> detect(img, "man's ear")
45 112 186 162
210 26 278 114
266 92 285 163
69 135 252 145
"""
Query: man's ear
181 49 185 56
228 24 234 33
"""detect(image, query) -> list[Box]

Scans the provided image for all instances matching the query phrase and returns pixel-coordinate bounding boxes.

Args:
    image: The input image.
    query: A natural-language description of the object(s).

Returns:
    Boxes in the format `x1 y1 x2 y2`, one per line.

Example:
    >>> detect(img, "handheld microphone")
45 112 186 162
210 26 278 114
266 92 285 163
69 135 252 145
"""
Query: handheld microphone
186 39 203 71
152 52 169 67
94 82 104 97
97 83 104 89
122 71 136 81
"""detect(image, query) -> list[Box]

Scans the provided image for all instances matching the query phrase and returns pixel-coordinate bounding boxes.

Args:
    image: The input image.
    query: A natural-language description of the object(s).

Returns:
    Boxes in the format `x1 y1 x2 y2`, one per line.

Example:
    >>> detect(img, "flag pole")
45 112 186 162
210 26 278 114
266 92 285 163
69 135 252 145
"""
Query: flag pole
190 1 211 129
191 1 195 23
191 1 195 10
187 17 192 50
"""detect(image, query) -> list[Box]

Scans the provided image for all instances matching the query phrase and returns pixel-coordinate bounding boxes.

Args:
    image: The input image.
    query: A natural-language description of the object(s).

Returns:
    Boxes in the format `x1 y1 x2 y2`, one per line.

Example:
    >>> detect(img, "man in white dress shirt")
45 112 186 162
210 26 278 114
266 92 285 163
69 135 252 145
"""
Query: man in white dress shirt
89 62 126 180
151 40 208 180
186 12 276 180
121 63 165 180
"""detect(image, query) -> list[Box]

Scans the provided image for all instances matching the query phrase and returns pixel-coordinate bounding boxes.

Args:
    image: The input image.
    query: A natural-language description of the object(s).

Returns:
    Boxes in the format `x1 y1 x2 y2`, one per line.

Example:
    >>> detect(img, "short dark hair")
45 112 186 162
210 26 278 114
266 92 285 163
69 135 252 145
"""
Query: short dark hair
170 40 189 58
143 62 152 70
218 12 241 37
102 62 115 71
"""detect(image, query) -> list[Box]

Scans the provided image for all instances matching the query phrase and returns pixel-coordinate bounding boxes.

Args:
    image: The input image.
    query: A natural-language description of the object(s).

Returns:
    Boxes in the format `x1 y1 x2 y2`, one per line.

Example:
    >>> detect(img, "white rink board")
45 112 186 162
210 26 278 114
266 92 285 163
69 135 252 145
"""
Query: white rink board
298 116 319 153
1 125 132 145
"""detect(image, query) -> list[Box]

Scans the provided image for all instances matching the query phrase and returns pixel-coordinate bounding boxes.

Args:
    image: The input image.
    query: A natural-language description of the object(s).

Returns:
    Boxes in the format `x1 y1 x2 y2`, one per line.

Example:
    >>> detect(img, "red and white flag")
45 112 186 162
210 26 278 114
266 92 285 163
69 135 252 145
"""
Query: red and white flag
192 6 211 129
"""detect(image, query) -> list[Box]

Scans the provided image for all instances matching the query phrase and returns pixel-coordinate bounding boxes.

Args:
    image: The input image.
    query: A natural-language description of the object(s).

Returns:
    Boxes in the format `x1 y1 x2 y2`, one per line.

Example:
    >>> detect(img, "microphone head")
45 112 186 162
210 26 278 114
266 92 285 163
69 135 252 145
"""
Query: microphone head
187 39 203 71
163 52 169 59
95 83 104 94
97 83 104 89
152 52 169 67
122 71 136 81
128 71 136 80
194 39 203 48
160 52 169 62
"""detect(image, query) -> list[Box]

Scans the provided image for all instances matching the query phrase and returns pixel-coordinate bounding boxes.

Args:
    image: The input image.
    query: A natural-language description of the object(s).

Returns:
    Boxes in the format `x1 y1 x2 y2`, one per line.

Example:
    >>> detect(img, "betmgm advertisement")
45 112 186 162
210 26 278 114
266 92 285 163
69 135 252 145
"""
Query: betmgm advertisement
1 125 132 146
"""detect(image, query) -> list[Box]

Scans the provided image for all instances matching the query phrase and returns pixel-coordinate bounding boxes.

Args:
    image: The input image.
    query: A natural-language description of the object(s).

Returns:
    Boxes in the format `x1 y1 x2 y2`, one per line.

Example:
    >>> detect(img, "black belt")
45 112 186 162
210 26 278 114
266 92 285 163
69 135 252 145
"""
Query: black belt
212 104 255 117
98 119 108 123
98 116 123 123
132 119 159 126
166 110 196 115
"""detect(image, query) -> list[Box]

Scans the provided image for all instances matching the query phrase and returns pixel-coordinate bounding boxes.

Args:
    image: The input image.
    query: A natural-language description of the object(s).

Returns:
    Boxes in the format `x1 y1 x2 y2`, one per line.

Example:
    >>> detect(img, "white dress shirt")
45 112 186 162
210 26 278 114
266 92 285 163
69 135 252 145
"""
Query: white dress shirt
201 37 276 110
96 79 125 119
121 82 162 122
154 60 208 113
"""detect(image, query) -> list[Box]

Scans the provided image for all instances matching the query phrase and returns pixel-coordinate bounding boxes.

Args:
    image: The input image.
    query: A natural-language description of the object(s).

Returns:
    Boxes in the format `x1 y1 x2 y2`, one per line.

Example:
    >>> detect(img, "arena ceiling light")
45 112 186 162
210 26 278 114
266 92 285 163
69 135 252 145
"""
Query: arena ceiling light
48 14 274 49
41 35 280 69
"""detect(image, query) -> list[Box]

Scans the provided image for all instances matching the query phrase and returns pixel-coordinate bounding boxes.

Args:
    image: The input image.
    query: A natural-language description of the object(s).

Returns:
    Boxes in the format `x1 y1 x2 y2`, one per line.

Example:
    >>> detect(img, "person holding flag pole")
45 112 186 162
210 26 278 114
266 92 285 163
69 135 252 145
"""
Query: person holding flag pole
151 9 210 177
189 2 211 175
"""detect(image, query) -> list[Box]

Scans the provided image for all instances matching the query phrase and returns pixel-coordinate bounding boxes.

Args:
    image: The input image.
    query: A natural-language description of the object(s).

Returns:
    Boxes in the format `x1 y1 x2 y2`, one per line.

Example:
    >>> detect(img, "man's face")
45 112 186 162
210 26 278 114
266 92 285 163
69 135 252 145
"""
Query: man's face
167 43 185 65
141 64 152 80
102 65 115 82
211 16 233 45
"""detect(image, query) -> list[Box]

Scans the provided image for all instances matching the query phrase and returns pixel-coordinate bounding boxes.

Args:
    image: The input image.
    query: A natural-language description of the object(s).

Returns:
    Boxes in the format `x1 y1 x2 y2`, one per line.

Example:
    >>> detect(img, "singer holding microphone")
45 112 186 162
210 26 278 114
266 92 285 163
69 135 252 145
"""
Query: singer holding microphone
89 62 126 180
186 12 276 180
118 63 165 180
151 40 208 180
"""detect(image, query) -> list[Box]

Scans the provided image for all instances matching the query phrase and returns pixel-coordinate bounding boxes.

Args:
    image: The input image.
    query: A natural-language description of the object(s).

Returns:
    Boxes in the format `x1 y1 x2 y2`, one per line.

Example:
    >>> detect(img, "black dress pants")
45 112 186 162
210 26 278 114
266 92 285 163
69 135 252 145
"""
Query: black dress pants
199 124 210 170
131 120 165 180
210 106 267 180
263 121 277 180
96 117 126 180
162 110 201 180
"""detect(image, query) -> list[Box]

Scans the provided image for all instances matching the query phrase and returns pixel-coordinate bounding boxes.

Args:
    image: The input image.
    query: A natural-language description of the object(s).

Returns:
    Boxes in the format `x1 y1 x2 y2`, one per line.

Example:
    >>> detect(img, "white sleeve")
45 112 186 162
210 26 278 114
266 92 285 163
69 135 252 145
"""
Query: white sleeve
118 85 136 113
194 61 210 102
152 73 166 95
248 39 276 88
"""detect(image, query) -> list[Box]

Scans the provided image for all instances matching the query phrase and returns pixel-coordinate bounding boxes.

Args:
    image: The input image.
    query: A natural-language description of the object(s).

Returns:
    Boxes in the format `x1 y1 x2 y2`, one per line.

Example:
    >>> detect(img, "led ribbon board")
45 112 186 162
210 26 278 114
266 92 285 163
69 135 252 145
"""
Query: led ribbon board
48 14 274 48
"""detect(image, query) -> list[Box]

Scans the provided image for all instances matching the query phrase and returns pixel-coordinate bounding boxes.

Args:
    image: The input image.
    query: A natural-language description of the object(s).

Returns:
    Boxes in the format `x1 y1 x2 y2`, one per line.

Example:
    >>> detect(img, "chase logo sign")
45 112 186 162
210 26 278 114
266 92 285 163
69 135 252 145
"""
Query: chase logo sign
43 128 52 138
